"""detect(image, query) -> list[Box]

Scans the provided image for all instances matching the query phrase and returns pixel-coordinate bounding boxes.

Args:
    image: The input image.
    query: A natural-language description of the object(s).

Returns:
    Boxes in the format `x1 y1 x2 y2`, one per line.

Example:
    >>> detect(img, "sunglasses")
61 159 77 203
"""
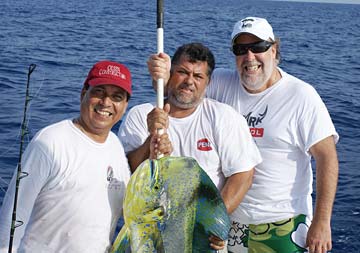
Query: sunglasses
232 41 275 56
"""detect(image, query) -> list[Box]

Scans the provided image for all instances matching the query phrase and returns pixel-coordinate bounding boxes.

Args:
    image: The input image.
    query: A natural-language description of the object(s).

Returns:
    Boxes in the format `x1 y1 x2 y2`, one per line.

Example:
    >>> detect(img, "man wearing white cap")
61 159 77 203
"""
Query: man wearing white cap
207 17 339 253
148 17 339 253
0 60 132 252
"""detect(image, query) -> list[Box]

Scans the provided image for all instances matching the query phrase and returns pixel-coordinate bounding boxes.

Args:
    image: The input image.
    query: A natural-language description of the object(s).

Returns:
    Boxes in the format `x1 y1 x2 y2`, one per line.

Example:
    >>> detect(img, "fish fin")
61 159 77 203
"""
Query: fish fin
141 207 165 223
111 225 130 253
150 159 161 190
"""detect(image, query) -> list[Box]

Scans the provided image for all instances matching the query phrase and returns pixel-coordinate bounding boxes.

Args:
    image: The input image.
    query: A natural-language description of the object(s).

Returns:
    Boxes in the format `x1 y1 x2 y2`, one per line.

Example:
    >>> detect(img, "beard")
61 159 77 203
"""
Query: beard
167 85 204 110
239 59 275 93
241 72 269 91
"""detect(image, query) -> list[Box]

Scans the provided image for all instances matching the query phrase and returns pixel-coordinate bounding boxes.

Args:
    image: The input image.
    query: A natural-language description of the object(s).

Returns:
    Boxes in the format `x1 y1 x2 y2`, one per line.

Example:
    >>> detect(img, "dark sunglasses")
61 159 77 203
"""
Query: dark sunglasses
232 41 275 56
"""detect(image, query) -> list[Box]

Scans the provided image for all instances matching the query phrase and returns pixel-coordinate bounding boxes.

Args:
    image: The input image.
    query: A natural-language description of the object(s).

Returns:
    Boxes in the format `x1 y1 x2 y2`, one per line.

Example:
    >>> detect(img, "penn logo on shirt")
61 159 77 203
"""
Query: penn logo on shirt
197 138 212 151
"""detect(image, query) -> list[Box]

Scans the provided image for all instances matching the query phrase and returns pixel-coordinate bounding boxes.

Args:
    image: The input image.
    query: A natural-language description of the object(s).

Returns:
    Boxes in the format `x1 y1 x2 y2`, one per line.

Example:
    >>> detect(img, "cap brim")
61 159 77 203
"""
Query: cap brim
88 77 132 95
232 32 268 44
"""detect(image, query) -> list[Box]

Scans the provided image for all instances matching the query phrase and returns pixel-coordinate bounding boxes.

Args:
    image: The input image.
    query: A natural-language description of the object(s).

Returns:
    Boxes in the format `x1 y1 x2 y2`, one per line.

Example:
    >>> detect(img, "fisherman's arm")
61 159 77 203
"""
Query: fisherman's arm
209 169 254 251
126 105 173 172
0 143 48 250
217 108 260 213
221 169 254 214
307 136 338 253
126 133 172 172
208 109 261 250
126 136 151 173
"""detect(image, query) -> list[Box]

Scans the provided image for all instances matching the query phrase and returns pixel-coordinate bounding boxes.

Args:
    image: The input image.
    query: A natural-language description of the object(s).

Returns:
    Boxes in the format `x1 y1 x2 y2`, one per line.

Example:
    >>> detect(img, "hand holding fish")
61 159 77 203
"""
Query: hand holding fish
149 132 173 159
147 103 170 135
209 235 226 251
147 103 173 159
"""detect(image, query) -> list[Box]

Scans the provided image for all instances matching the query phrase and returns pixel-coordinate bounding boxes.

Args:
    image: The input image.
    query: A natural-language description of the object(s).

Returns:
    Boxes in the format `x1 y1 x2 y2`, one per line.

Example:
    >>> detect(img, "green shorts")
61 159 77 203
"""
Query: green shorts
228 214 309 253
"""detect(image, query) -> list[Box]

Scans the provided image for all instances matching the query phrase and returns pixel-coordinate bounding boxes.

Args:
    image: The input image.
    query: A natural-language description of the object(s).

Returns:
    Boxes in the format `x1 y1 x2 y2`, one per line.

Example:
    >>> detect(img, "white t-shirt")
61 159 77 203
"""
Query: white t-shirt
207 68 339 224
0 119 131 253
118 98 262 190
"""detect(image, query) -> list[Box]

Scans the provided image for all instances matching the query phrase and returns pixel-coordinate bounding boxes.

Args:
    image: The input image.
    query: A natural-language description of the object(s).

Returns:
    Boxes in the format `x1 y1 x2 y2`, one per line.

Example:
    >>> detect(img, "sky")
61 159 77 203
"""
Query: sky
271 0 360 4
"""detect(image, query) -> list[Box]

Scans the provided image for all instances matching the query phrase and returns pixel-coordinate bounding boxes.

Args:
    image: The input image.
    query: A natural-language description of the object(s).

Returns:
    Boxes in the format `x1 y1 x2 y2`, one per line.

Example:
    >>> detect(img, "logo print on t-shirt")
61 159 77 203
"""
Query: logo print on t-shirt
107 166 114 182
197 138 212 151
244 106 268 138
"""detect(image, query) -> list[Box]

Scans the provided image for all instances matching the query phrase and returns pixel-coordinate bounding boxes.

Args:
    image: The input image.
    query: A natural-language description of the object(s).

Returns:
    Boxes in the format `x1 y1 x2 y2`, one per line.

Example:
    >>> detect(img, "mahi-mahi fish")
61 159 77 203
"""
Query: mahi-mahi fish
111 156 231 253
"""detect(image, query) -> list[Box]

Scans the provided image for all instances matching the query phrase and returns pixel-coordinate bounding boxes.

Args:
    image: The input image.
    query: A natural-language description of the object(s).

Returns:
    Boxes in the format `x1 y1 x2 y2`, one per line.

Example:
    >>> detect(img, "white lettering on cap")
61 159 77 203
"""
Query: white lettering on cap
99 65 126 80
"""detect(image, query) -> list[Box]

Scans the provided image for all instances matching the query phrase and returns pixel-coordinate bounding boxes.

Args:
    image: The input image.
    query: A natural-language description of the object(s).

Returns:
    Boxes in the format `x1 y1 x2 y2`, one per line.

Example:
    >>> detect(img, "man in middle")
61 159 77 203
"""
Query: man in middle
118 42 262 251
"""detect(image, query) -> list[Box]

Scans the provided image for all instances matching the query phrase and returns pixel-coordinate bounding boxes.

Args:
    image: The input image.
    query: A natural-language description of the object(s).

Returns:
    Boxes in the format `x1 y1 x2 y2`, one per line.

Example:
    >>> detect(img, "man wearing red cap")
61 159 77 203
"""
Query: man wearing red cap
0 60 132 252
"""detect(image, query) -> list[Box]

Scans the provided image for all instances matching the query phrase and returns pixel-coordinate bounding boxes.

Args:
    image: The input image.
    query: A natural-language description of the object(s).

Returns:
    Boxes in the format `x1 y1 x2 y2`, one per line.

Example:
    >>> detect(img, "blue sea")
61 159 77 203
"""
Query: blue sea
0 0 359 251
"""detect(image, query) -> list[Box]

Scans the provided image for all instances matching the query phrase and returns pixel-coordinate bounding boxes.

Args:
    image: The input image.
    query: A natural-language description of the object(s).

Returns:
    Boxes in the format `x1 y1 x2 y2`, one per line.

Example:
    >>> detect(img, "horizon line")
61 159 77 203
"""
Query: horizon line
267 0 360 4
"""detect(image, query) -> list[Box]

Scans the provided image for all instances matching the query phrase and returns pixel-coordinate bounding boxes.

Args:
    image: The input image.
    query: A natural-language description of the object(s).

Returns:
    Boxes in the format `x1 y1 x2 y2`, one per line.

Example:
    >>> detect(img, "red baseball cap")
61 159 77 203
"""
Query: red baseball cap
84 60 132 95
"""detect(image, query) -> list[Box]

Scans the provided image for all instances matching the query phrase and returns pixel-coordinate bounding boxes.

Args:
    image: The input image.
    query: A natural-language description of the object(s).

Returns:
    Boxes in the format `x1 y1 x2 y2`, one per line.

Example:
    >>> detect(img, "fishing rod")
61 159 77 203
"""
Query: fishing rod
156 0 164 112
150 0 165 181
156 0 165 152
8 63 36 253
149 0 164 186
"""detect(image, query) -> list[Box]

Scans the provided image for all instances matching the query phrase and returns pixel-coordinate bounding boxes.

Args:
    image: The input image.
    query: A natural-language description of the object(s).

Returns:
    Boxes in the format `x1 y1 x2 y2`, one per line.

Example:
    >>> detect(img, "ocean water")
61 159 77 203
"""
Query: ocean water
0 0 359 251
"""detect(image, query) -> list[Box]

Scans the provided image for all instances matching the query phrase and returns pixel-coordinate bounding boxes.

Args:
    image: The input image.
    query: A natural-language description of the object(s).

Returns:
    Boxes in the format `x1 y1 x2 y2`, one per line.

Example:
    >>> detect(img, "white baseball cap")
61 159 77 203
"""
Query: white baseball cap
231 17 275 44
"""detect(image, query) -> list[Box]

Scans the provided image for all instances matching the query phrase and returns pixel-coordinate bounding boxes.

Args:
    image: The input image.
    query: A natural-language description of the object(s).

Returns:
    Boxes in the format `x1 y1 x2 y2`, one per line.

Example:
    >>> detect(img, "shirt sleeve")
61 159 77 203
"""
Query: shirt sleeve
298 85 339 153
0 140 52 251
118 105 153 154
207 68 227 101
215 106 262 177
